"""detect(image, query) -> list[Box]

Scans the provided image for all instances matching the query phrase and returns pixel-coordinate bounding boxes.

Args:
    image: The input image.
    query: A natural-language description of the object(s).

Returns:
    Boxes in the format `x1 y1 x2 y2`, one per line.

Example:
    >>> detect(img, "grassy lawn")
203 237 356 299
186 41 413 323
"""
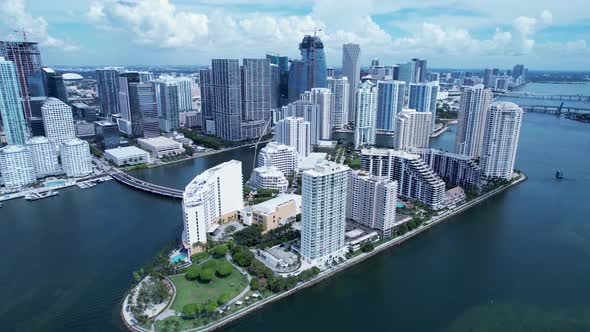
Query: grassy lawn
170 259 248 312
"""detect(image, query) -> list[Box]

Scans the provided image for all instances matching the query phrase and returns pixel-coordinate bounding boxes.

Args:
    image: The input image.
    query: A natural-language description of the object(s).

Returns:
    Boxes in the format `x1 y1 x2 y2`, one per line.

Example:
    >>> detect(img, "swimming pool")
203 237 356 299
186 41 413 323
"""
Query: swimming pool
171 252 188 264
45 180 66 187
396 202 406 209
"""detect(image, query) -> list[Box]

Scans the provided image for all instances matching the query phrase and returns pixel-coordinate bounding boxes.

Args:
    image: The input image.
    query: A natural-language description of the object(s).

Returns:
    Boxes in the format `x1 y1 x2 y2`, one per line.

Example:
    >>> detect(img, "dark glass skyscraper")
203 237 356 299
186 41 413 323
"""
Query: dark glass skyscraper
211 59 242 141
288 35 327 102
266 54 289 106
42 67 67 103
96 68 122 115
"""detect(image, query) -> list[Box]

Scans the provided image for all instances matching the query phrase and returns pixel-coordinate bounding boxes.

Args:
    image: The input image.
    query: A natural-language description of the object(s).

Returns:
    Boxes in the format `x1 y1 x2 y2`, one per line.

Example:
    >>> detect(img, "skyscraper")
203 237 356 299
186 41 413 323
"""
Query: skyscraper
347 171 397 236
41 98 75 144
60 138 93 178
376 80 405 132
182 160 243 252
327 77 349 129
299 35 327 90
176 77 193 111
287 59 305 102
342 43 361 124
199 68 214 130
408 81 439 132
0 57 29 145
0 145 35 190
481 102 523 180
26 136 60 178
212 59 242 141
270 64 280 109
398 62 415 87
275 116 311 157
41 67 67 103
483 68 497 88
394 109 432 150
454 84 493 158
266 53 289 106
153 80 180 132
301 88 333 140
354 80 378 148
277 100 320 145
412 58 427 83
301 161 349 264
241 58 271 139
129 82 159 138
0 41 43 119
96 67 123 115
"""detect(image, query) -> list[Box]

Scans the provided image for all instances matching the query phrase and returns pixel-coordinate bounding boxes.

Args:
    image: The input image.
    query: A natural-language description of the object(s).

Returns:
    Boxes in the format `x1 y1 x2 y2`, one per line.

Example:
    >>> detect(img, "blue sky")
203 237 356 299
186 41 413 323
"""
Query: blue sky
1 0 589 70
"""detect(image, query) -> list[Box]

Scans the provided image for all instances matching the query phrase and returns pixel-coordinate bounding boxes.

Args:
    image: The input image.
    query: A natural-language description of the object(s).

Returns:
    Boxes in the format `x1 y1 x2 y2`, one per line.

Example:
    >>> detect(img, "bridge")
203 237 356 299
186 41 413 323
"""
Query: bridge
109 169 184 199
520 104 590 115
499 92 590 102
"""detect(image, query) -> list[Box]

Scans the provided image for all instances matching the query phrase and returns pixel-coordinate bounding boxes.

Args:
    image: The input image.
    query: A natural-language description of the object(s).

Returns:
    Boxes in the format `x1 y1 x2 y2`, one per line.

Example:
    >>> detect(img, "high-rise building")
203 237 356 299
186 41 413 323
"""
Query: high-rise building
354 80 378 148
277 100 320 145
454 84 493 158
198 68 214 130
241 58 271 139
483 68 497 88
481 102 523 180
270 64 280 109
119 73 158 138
0 57 29 145
347 171 397 236
0 145 36 190
394 109 432 150
299 35 327 90
0 41 43 119
412 58 427 83
398 62 415 87
326 67 335 78
248 166 289 193
96 67 123 115
287 59 305 102
138 71 154 84
376 80 405 132
327 77 349 129
29 117 45 137
211 59 242 141
301 88 333 140
258 142 299 176
266 54 289 106
41 98 75 144
301 161 349 264
275 116 311 157
408 148 482 192
60 138 92 178
408 81 438 132
41 67 67 103
25 136 60 178
182 160 243 252
175 77 193 111
153 80 180 132
94 120 119 149
342 43 361 124
361 148 446 210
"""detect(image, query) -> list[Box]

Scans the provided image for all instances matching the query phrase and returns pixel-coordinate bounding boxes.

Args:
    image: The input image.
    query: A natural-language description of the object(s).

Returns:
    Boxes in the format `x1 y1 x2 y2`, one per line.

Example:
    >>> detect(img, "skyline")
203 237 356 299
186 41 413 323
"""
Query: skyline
0 0 588 69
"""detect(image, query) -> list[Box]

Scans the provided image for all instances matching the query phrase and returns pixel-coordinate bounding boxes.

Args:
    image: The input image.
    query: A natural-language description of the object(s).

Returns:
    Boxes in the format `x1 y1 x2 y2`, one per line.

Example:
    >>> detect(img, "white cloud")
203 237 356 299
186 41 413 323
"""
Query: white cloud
0 0 78 51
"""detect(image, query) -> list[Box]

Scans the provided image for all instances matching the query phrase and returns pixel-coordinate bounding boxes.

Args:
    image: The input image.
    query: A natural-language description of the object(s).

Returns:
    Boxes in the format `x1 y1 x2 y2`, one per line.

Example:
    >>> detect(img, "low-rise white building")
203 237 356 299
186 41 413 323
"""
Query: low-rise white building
241 194 302 232
104 146 151 166
0 145 36 190
60 138 93 177
25 136 61 178
138 136 185 159
248 166 289 193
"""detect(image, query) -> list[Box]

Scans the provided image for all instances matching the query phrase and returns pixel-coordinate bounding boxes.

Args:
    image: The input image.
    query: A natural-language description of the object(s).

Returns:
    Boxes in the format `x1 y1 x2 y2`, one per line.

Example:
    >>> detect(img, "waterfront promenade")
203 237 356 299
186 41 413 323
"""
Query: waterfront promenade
121 173 527 332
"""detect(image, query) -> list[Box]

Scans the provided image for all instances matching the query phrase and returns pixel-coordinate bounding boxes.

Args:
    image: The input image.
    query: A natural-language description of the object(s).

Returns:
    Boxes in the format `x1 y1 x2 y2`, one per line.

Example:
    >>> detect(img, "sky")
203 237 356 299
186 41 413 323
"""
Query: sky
1 0 589 70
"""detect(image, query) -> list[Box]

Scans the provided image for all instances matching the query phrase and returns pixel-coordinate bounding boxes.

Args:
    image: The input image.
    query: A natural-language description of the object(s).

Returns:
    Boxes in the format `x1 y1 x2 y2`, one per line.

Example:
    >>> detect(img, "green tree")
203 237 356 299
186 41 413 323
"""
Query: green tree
212 244 229 258
360 240 375 253
216 261 233 277
234 225 263 247
199 268 215 283
217 292 232 305
185 265 202 281
232 247 254 267
204 300 218 314
250 278 260 290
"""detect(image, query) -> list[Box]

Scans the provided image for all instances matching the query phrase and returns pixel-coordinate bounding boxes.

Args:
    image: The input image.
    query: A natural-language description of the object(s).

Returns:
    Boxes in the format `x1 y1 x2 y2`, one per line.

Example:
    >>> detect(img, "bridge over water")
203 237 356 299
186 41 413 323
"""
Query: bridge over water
109 169 184 199
496 92 590 115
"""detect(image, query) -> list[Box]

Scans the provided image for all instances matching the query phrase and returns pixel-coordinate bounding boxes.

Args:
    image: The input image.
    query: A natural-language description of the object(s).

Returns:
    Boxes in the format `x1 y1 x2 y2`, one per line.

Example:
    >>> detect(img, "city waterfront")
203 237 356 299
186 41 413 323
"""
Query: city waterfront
1 109 590 331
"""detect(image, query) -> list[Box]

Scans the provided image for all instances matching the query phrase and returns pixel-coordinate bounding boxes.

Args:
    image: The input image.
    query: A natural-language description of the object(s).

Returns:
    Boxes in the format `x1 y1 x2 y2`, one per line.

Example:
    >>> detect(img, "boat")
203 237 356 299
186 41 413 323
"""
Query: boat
24 190 60 201
555 170 564 179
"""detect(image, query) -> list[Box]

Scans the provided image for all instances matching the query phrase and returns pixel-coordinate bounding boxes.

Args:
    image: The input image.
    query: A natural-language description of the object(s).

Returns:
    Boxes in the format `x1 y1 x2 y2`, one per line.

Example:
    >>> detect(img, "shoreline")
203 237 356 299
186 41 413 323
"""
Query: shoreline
121 173 528 332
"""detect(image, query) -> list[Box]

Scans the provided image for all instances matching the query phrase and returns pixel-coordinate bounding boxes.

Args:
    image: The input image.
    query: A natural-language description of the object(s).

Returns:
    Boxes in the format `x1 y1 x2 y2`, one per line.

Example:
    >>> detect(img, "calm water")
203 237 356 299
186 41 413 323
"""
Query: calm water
1 86 590 331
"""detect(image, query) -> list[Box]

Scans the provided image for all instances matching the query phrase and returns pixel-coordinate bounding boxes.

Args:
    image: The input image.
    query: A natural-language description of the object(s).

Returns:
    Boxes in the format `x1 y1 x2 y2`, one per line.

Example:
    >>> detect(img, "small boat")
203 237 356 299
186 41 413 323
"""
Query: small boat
555 170 564 179
24 190 60 201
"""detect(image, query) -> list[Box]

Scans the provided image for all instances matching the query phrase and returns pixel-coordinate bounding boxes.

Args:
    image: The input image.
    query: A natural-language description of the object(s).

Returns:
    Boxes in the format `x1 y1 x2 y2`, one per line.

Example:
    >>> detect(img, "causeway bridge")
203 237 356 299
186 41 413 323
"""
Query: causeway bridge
499 92 590 102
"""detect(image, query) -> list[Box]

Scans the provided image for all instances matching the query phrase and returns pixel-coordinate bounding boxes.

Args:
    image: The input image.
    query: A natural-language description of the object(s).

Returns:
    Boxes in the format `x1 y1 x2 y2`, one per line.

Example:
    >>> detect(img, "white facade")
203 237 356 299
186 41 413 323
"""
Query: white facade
25 136 61 178
249 166 289 193
41 98 76 144
327 77 349 129
176 77 194 111
408 81 439 132
301 88 333 140
394 109 432 150
454 84 493 158
275 117 311 157
347 171 397 236
258 142 299 176
0 145 35 190
60 138 93 177
354 80 378 148
182 160 243 249
137 136 185 158
104 146 151 166
301 161 349 265
481 102 523 180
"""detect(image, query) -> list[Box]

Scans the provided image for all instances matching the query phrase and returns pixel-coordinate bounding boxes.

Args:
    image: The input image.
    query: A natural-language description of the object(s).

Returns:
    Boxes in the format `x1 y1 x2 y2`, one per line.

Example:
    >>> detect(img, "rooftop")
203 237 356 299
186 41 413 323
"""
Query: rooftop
138 136 181 147
0 145 27 154
26 136 51 145
250 194 301 215
105 146 149 158
298 152 327 171
61 138 87 147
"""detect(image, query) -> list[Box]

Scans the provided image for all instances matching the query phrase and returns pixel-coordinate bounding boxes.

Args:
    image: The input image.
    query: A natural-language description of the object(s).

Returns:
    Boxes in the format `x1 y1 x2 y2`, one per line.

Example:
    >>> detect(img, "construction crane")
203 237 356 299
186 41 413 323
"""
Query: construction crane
13 29 29 42
251 116 273 172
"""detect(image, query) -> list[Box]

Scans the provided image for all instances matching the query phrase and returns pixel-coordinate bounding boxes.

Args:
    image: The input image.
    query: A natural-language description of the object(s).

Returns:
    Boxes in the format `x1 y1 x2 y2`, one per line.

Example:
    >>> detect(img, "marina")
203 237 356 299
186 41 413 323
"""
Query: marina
24 190 60 201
